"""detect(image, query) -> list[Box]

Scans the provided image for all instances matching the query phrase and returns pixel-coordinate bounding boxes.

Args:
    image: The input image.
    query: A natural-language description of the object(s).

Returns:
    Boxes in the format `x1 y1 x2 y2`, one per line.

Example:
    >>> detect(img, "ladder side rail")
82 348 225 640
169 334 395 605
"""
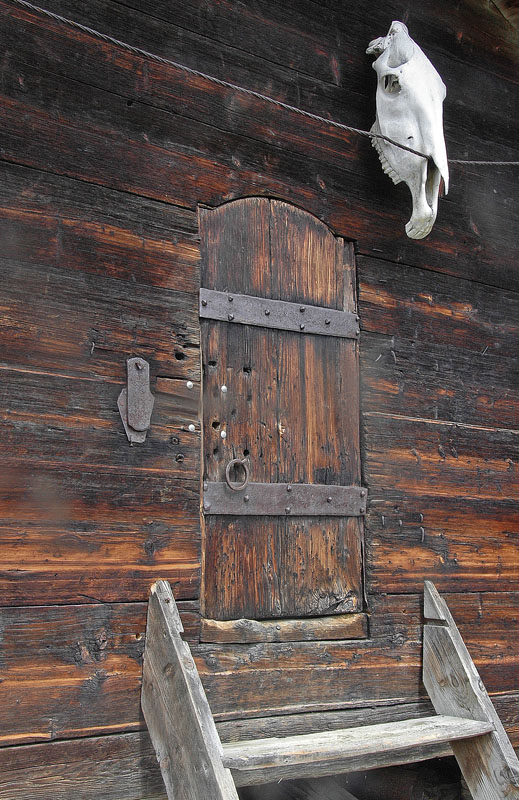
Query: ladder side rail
141 580 239 800
423 580 519 800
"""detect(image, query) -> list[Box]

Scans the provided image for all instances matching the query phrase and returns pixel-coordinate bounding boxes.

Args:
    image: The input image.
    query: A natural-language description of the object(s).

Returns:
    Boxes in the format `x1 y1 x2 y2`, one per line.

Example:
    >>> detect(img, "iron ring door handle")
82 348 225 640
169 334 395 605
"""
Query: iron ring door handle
225 458 250 491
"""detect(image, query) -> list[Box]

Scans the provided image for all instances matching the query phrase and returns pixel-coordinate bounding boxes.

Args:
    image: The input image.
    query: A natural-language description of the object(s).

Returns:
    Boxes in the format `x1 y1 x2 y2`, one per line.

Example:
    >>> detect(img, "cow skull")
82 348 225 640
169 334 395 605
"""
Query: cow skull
367 22 449 239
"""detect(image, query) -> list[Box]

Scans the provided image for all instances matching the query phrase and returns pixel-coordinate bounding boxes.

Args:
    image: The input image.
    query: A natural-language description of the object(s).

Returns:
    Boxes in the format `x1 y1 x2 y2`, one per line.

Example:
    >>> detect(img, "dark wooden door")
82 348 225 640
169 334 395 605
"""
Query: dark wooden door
200 198 364 621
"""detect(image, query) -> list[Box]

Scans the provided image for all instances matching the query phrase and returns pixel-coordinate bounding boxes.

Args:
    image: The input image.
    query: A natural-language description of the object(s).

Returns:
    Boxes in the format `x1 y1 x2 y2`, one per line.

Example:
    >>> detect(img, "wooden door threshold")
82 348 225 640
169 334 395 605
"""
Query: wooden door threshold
200 614 368 643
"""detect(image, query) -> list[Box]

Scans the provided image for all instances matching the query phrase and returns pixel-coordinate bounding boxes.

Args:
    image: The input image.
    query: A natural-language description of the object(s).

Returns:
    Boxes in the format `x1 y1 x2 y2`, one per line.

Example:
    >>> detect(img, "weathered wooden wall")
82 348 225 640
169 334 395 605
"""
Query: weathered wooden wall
0 0 518 796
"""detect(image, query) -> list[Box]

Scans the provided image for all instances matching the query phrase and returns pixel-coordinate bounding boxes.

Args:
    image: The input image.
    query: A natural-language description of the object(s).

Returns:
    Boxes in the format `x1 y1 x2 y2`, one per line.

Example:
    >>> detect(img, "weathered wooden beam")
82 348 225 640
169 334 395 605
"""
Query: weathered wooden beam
200 614 368 643
423 580 519 800
141 580 239 800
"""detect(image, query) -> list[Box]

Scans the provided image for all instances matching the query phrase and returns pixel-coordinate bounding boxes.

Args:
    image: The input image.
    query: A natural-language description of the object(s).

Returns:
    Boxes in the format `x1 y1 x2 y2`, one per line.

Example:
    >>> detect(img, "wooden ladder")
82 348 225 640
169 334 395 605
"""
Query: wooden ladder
141 580 519 800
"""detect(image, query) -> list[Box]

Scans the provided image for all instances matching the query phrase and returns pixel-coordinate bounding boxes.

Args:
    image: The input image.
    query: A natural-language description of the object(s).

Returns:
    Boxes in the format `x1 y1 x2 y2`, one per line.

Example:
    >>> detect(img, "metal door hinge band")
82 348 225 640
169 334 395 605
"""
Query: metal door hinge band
200 288 360 339
203 483 367 516
118 357 155 444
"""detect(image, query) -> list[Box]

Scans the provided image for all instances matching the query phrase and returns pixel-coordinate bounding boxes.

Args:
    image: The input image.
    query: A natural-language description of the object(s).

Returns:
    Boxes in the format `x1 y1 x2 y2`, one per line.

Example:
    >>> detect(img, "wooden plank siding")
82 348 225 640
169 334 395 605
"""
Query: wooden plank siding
0 161 202 606
359 253 519 595
0 1 517 287
0 0 517 795
0 593 517 746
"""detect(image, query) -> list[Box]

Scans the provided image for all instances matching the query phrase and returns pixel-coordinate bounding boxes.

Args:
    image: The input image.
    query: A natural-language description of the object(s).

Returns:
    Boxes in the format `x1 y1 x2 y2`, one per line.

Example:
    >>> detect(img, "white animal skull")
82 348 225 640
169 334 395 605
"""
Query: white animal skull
367 22 449 239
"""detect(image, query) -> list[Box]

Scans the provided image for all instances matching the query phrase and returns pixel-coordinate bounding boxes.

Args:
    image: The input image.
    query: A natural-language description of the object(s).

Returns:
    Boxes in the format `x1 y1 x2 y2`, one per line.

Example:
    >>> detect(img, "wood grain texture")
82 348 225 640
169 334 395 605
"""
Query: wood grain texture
0 0 517 794
8 0 519 136
1 593 516 748
364 412 519 499
366 494 519 594
361 331 519 430
1 2 517 288
0 601 198 745
0 696 516 798
0 257 199 382
0 160 202 604
106 0 519 89
1 370 199 472
203 516 363 619
217 702 439 744
360 251 519 596
196 641 423 720
196 591 519 721
363 412 519 593
0 521 199 606
200 199 362 619
0 731 412 800
0 732 169 800
200 613 368 643
224 716 493 786
0 160 198 235
0 192 200 296
0 372 200 604
358 256 519 361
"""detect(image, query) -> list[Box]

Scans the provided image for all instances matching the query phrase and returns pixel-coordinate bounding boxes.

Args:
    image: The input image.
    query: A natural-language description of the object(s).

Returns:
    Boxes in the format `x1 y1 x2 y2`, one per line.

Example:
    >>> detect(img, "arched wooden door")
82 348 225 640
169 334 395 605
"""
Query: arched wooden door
199 198 365 623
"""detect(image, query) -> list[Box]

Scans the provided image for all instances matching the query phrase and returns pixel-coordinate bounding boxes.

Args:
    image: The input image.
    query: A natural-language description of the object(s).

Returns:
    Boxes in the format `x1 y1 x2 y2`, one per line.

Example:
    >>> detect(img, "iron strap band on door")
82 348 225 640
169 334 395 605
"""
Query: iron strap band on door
200 288 360 339
203 483 367 516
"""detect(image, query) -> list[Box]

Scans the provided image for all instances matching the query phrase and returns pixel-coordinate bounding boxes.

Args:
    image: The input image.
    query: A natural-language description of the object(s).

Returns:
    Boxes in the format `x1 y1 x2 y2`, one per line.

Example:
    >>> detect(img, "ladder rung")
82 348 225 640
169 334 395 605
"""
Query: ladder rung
222 715 494 786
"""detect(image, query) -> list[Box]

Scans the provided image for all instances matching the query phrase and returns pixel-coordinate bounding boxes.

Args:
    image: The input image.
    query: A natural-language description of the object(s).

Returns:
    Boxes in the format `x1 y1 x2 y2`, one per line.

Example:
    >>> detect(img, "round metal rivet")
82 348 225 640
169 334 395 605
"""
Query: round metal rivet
286 485 292 492
244 495 250 503
327 496 332 503
221 385 228 394
188 424 196 432
228 295 234 302
300 323 305 330
264 308 270 316
355 315 360 322
300 306 305 312
285 506 291 514
204 503 211 511
356 328 360 336
228 313 234 321
203 482 208 491
325 318 331 325
360 489 366 497
220 430 227 439
186 380 194 389
135 361 143 370
201 299 207 307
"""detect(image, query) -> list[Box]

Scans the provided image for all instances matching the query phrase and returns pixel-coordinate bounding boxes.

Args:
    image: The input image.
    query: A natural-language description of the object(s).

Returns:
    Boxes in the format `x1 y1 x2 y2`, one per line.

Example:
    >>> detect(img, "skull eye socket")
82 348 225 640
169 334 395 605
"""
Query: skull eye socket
384 74 401 93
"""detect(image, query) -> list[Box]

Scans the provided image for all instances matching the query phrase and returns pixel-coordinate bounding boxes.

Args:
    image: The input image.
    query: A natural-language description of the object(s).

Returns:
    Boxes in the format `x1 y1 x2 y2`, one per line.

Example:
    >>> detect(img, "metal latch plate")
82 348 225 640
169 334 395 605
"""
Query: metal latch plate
118 357 154 444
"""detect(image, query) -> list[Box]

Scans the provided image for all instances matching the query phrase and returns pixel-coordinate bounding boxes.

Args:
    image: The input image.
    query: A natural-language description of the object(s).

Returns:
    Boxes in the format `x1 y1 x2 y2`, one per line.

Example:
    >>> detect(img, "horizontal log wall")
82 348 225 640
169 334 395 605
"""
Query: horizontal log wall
0 0 518 796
